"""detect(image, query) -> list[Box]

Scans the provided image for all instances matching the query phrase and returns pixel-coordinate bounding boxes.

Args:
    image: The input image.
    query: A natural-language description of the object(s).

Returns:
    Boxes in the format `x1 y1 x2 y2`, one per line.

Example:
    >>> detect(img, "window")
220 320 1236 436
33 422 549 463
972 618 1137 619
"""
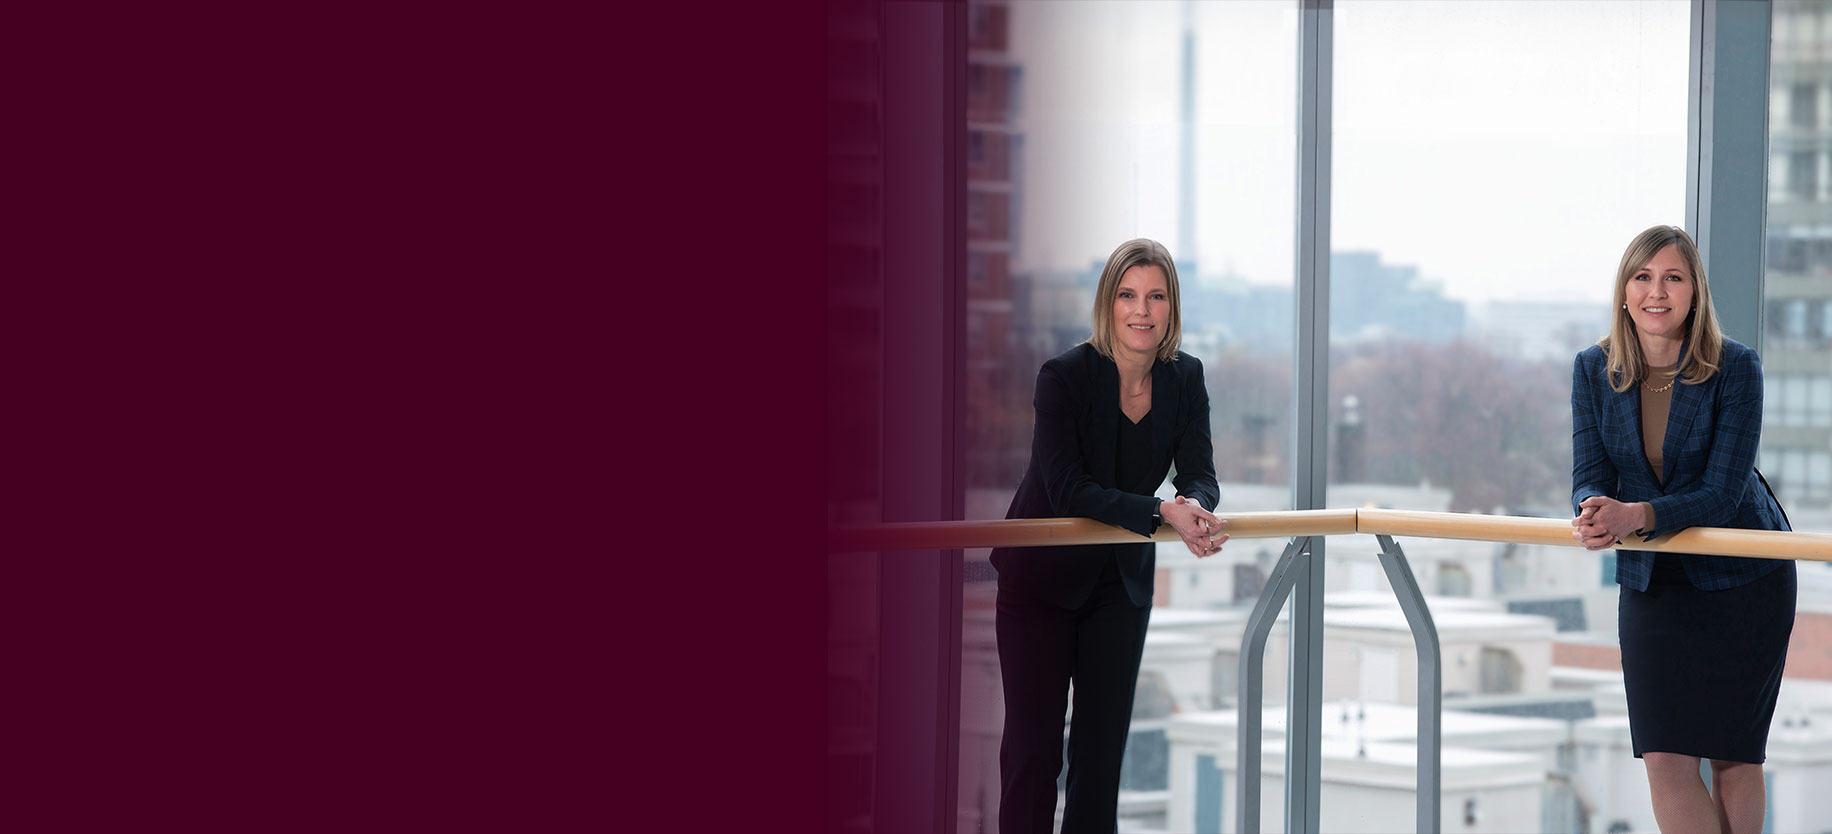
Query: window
1211 649 1240 710
968 4 999 48
967 251 989 289
1480 647 1524 695
1774 449 1832 502
934 4 1825 832
1787 376 1811 425
958 3 1298 829
1780 449 1807 496
1791 150 1820 202
1328 1 1686 821
1772 238 1808 272
1794 82 1819 129
1766 4 1832 515
1787 298 1811 338
1438 563 1473 597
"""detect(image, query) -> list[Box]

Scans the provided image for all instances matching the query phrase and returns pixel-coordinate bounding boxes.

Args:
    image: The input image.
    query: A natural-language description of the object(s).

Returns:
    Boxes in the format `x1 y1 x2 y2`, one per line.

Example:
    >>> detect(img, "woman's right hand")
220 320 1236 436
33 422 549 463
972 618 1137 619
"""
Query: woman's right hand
1163 495 1228 558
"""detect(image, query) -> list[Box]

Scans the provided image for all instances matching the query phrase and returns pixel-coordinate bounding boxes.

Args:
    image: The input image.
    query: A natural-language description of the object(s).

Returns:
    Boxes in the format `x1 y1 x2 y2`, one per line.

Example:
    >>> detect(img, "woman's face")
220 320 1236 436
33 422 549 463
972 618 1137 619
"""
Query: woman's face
1112 264 1170 359
1624 243 1696 343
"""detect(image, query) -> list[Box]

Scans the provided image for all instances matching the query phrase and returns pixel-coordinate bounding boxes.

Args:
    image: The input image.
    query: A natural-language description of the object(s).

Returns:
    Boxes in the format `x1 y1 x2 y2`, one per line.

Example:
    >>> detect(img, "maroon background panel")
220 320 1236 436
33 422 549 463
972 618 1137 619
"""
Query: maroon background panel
13 2 827 830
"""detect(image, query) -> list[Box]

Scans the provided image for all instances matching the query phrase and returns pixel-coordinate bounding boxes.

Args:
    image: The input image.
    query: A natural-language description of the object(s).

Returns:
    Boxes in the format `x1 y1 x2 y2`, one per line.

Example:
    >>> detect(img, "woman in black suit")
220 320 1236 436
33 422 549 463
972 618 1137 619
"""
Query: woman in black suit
990 238 1226 834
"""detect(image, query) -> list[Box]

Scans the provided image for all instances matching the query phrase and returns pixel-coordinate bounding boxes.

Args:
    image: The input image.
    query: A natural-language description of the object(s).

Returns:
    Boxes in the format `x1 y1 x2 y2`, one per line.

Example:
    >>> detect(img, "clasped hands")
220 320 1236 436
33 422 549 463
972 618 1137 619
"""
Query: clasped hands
1162 495 1229 558
1571 495 1649 551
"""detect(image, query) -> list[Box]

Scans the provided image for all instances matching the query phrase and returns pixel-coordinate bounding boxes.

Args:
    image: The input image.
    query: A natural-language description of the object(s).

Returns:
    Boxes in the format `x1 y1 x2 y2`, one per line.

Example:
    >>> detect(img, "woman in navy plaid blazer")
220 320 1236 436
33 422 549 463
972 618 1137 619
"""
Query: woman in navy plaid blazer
1570 225 1794 834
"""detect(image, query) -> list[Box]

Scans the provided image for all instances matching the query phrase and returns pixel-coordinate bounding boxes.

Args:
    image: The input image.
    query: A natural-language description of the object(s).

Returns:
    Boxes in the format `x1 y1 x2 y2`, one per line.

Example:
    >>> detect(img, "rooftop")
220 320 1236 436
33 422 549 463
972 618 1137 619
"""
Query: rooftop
1169 700 1565 745
1325 606 1558 638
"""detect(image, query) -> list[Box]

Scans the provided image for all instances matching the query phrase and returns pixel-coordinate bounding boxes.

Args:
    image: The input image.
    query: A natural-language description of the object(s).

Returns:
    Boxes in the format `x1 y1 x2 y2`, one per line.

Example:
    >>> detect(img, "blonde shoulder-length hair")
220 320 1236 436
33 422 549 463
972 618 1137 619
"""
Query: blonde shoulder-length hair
1087 238 1183 362
1599 224 1723 393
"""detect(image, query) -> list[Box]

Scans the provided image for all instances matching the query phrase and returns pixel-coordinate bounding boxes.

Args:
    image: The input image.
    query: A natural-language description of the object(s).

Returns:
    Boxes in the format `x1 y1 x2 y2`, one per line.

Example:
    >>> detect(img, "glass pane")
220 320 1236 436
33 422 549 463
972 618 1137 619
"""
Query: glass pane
1329 2 1687 832
962 2 1297 830
1767 29 1832 833
1768 1 1832 517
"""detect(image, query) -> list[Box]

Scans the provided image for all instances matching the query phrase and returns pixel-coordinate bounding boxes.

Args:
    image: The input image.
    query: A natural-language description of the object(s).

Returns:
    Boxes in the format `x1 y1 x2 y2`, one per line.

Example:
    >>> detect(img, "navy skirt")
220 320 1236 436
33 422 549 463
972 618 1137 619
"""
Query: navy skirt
1619 555 1796 763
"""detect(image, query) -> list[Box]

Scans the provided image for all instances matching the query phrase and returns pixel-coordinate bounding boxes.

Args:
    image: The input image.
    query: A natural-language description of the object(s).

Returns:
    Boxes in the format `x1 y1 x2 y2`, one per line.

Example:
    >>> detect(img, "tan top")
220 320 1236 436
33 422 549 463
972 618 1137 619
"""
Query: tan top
1637 363 1679 531
1639 363 1678 483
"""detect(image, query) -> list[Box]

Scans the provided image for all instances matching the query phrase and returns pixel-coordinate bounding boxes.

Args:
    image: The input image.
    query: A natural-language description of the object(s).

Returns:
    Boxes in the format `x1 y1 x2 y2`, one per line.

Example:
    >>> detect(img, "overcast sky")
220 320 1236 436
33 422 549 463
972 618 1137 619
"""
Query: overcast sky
1007 0 1691 305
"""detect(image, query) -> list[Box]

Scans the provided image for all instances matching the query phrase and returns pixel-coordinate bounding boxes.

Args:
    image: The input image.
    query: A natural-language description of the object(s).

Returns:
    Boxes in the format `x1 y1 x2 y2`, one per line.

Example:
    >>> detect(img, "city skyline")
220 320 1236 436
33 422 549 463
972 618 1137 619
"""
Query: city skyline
1008 0 1690 305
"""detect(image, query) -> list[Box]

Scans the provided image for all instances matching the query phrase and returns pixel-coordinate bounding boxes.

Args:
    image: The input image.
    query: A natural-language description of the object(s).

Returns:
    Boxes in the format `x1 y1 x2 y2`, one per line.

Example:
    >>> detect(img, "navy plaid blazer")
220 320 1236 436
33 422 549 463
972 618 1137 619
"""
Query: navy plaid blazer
1570 338 1790 592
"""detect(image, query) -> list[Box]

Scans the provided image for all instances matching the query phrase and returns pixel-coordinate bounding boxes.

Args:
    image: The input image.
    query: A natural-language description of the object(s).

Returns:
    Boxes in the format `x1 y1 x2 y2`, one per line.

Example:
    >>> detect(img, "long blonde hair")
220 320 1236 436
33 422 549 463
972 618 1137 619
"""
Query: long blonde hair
1088 238 1183 362
1599 225 1723 392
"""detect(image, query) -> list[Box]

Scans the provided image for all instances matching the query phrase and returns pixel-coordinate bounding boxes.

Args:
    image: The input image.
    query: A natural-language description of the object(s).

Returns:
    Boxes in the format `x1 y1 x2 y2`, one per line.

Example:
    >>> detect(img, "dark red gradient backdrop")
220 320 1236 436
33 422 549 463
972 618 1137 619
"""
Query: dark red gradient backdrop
13 2 827 831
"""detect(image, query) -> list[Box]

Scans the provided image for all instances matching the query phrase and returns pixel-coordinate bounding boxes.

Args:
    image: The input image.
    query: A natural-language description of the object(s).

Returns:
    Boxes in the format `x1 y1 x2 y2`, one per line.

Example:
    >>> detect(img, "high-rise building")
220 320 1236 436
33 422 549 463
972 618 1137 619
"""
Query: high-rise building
965 0 1030 494
1766 1 1832 520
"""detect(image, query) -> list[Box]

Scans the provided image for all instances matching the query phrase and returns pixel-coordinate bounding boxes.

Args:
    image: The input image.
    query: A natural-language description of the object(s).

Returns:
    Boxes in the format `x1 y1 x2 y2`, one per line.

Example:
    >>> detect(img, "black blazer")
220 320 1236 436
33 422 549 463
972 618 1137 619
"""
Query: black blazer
990 343 1220 609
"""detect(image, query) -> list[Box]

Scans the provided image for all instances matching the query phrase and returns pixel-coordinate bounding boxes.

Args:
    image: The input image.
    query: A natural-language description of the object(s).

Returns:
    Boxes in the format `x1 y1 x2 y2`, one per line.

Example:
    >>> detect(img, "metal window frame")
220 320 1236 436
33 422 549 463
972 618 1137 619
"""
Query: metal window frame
877 3 966 833
1286 3 1333 832
1690 0 1774 350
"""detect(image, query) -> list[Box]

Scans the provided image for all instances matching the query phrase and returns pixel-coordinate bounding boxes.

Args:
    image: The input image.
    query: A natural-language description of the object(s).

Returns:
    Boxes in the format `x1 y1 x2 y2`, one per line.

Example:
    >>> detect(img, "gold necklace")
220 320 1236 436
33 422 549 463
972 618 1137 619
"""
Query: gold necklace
1643 377 1675 393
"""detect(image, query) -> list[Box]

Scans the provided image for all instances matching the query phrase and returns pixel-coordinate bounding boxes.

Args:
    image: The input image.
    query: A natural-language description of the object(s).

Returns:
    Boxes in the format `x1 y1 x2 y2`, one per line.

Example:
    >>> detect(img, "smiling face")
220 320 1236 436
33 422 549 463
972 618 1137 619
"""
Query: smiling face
1111 264 1170 360
1624 243 1695 344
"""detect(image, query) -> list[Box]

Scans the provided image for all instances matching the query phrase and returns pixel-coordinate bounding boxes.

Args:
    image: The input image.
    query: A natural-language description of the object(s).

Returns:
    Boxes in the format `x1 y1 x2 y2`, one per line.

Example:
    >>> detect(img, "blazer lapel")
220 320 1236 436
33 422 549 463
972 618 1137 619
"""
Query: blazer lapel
1611 383 1644 474
1149 358 1178 472
1658 335 1700 486
1092 355 1120 488
1661 371 1705 486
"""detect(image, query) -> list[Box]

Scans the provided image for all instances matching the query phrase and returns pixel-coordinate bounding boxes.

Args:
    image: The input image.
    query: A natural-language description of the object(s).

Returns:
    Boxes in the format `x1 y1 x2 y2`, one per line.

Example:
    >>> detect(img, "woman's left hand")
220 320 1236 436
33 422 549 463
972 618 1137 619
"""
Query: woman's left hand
1573 495 1649 547
1163 495 1228 558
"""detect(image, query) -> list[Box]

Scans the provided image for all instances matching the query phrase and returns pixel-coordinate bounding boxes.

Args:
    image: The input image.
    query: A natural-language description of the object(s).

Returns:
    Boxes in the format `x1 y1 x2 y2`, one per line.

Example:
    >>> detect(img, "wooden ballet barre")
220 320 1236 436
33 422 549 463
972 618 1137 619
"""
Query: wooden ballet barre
828 509 1356 553
830 507 1832 562
1355 508 1832 562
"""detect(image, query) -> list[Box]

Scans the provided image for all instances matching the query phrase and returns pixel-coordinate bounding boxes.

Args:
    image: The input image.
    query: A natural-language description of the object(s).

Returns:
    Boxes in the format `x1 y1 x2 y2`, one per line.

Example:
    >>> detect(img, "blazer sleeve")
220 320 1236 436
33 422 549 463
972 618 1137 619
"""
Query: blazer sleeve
1639 349 1764 539
1033 362 1160 536
1170 358 1220 513
1570 353 1618 513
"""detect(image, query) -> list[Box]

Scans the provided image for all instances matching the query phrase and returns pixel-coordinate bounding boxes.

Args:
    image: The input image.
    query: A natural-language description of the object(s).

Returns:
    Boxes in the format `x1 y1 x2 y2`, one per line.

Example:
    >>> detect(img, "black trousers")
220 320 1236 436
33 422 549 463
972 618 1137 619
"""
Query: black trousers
996 559 1152 834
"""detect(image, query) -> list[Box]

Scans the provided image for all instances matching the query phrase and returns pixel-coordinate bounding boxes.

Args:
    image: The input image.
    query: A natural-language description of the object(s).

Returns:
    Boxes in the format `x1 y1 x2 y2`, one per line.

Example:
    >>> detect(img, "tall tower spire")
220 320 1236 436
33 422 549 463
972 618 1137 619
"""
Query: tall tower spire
1178 0 1197 269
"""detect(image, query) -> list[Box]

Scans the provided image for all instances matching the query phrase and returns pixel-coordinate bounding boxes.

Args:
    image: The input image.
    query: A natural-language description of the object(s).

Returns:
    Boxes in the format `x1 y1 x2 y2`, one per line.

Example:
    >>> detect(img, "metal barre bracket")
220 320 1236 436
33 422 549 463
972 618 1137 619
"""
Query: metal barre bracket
1236 535 1310 834
1376 534 1441 834
1233 535 1443 834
